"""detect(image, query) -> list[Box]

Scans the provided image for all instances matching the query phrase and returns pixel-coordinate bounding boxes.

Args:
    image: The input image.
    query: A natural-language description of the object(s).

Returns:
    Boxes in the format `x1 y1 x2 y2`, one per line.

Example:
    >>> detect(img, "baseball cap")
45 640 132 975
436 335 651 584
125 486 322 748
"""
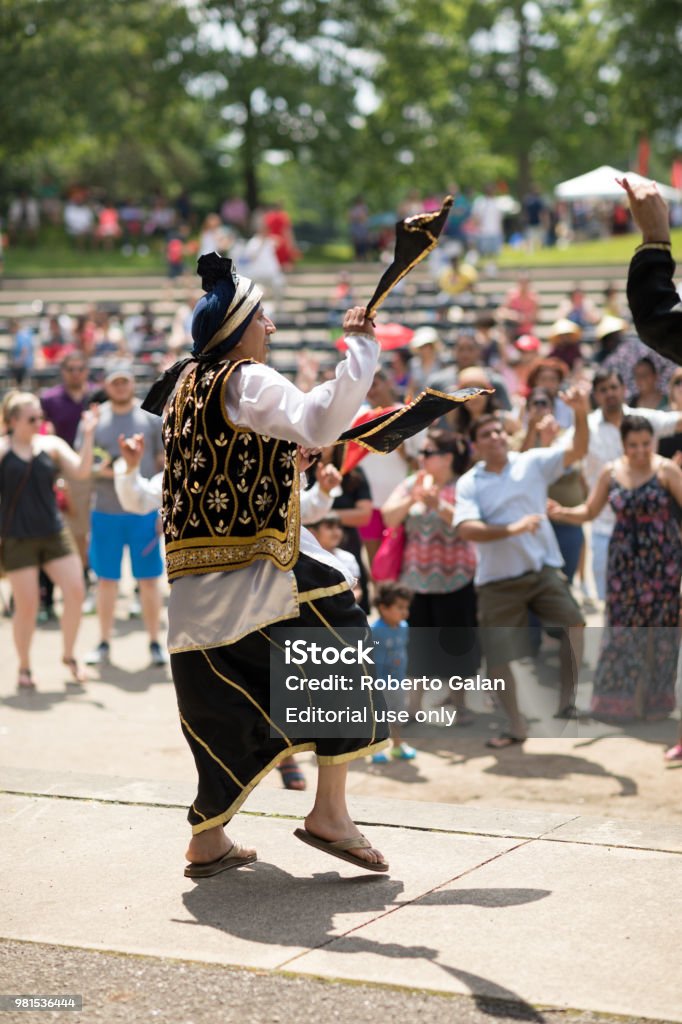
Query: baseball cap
104 361 135 383
410 326 441 351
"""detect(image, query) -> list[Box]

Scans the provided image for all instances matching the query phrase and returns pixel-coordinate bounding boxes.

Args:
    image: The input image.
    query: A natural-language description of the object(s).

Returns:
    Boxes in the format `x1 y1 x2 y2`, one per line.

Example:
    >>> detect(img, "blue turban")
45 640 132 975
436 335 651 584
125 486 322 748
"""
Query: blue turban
191 253 263 359
142 252 263 415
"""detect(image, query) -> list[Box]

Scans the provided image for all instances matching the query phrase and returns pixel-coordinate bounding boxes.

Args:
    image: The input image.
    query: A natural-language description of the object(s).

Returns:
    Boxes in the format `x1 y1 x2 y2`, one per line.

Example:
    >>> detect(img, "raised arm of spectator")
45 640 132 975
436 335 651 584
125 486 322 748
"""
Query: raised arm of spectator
619 178 682 366
49 405 98 480
559 384 590 467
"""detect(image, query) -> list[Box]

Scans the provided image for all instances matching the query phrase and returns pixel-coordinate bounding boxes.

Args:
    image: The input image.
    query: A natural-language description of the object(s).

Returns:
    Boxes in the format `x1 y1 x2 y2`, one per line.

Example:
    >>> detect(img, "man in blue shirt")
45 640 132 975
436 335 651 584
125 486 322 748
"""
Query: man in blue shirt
9 319 35 386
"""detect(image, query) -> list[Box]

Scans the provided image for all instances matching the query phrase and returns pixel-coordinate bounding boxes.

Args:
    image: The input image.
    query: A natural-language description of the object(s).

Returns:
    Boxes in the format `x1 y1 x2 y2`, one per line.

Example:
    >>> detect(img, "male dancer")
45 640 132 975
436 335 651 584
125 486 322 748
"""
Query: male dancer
143 255 390 876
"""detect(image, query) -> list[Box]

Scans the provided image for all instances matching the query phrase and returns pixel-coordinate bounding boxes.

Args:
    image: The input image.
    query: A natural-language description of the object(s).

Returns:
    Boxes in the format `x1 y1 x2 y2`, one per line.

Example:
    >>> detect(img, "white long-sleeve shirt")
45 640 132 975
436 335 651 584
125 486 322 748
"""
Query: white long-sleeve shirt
115 335 379 652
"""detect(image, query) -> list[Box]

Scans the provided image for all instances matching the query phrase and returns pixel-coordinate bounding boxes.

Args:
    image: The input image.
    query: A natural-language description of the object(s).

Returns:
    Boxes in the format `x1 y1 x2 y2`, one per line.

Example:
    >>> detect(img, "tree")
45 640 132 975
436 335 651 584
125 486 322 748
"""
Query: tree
0 0 202 199
606 0 682 172
191 0 380 210
360 0 622 199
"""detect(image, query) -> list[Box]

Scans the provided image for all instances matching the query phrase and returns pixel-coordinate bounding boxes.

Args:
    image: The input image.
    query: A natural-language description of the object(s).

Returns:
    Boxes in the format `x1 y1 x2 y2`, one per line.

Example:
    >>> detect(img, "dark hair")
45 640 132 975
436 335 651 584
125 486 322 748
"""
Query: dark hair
592 368 625 391
620 414 654 442
60 351 87 369
391 348 412 368
307 515 342 531
450 392 499 433
425 427 471 475
634 356 657 375
375 582 412 609
469 413 504 443
526 357 569 390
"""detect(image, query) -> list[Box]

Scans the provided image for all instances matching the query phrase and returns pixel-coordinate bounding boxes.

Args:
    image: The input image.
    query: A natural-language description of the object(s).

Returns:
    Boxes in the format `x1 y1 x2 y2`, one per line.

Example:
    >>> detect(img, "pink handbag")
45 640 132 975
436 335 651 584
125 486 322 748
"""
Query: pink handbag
370 525 405 581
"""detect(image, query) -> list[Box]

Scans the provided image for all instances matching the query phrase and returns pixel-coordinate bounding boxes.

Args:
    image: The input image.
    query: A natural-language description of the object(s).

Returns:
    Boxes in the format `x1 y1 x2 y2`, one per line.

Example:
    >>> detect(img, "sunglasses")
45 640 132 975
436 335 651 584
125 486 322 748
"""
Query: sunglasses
530 399 550 408
419 449 442 457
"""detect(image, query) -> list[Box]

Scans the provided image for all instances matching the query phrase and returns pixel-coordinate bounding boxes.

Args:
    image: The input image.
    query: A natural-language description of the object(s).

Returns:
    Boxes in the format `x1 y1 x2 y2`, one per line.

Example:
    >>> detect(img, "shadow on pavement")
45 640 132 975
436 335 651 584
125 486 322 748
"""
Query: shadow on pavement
181 866 551 1020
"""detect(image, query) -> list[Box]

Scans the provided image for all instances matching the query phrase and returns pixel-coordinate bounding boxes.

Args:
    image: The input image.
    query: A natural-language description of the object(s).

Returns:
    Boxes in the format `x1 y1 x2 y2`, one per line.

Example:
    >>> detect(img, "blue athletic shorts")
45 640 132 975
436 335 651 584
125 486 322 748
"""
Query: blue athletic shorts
89 510 163 581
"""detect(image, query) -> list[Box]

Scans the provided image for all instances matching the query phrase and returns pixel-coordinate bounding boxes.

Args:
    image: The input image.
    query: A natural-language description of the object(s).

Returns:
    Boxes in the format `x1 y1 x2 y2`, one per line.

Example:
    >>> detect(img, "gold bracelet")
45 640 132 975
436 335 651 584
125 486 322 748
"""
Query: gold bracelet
635 241 672 253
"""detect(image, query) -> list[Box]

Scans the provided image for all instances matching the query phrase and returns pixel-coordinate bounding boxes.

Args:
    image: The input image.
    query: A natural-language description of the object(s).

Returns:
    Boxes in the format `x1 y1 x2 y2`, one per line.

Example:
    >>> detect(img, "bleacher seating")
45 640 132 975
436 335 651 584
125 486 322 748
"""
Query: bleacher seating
0 260 630 395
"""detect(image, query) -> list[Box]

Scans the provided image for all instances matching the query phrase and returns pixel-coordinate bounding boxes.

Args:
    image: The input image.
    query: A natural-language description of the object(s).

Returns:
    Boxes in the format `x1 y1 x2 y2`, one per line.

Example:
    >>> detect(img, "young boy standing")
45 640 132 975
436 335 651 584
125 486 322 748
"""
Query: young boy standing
371 582 417 763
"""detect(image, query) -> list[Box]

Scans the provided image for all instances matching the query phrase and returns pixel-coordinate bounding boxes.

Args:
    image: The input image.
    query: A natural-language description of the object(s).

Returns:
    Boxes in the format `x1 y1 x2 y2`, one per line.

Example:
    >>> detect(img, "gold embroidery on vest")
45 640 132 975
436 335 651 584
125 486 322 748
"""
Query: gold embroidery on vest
162 359 300 581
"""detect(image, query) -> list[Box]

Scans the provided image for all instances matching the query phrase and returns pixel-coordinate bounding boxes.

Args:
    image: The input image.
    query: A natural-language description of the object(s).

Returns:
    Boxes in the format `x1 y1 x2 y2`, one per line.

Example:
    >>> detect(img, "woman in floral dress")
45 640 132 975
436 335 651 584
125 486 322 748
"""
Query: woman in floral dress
549 414 682 721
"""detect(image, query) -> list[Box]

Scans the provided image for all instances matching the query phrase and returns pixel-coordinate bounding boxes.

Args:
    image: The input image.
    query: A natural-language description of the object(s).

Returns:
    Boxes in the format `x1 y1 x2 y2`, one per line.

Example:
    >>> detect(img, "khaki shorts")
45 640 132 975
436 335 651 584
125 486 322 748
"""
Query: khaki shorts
62 479 92 539
1 529 77 573
477 565 584 665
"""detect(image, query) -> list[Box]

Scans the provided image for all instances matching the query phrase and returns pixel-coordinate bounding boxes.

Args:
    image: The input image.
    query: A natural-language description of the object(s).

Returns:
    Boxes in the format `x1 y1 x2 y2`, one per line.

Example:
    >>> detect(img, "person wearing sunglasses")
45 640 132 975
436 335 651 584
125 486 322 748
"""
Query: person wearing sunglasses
382 428 479 721
0 391 97 689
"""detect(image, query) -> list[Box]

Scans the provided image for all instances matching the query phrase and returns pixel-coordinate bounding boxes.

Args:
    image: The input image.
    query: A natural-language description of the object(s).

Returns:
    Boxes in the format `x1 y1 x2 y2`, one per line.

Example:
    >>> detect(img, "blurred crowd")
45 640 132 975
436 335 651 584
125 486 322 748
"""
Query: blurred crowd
2 206 682 769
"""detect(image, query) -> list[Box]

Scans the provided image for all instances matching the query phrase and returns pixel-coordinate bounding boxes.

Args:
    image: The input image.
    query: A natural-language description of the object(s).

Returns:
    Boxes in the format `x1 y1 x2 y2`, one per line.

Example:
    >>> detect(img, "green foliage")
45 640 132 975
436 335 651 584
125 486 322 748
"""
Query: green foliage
1 0 680 228
0 0 204 198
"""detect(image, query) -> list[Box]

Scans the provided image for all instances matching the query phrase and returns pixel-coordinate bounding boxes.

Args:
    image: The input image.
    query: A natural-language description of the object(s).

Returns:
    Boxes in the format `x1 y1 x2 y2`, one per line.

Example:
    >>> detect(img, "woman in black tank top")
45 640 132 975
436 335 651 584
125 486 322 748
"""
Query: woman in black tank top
0 391 97 689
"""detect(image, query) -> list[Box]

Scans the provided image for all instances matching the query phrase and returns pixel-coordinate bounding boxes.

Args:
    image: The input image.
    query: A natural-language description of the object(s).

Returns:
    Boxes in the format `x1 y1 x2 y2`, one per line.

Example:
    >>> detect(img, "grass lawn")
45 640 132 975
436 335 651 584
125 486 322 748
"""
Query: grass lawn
3 230 682 277
498 229 682 267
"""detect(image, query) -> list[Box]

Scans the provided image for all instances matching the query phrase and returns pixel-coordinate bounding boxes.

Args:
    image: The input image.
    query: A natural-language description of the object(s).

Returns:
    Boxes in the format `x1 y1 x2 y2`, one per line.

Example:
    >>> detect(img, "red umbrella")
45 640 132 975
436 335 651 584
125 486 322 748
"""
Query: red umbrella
335 322 414 352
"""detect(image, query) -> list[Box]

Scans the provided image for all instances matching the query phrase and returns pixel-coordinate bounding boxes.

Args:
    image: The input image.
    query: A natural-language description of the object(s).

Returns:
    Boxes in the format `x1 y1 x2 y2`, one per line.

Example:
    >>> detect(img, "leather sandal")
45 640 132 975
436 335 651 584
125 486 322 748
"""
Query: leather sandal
63 657 88 685
294 828 389 872
184 841 257 878
17 668 36 690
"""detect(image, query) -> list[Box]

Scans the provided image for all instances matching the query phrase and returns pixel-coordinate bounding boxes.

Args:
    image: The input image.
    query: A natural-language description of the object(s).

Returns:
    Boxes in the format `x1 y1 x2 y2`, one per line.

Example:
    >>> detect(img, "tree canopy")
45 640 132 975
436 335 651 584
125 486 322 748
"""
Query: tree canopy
1 0 680 222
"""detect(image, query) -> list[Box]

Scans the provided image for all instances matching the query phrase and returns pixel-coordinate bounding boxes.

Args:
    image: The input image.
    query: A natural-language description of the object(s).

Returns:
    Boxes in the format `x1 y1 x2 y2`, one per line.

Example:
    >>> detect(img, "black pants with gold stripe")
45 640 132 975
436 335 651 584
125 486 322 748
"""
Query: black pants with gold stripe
170 554 390 834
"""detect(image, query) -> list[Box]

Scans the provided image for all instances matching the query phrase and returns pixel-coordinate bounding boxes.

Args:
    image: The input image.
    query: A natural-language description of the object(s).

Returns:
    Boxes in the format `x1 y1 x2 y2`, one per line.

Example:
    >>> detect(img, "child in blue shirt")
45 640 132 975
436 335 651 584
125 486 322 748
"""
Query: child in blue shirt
370 582 416 762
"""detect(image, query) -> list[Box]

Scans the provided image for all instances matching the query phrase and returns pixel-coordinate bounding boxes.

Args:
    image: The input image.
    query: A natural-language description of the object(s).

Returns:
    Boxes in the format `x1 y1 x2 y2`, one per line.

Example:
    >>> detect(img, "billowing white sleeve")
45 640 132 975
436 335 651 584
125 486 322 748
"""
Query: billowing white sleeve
113 460 163 515
300 480 336 524
225 334 380 447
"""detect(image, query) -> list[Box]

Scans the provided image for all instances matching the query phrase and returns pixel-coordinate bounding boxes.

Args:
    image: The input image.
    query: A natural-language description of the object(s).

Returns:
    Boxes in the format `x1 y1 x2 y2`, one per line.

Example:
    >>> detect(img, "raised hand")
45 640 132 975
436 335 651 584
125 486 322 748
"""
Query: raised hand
118 432 145 470
298 446 322 473
561 382 591 415
80 404 100 435
316 461 342 494
342 306 376 339
617 177 671 244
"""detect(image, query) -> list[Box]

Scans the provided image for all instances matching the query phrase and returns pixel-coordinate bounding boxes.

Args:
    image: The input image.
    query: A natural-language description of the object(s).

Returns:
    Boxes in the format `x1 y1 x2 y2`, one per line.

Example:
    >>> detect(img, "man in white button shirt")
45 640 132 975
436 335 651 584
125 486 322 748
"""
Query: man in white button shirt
454 386 590 747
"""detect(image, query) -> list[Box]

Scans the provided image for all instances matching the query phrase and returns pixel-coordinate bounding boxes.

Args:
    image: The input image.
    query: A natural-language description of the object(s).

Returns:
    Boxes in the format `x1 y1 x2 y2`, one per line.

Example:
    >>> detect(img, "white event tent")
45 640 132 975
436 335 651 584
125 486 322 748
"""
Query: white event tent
555 165 682 202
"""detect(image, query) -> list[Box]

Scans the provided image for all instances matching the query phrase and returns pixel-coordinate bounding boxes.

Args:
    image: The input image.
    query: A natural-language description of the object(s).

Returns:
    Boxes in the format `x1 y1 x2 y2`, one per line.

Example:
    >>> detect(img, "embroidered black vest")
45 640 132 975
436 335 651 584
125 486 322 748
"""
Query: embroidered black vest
162 359 300 581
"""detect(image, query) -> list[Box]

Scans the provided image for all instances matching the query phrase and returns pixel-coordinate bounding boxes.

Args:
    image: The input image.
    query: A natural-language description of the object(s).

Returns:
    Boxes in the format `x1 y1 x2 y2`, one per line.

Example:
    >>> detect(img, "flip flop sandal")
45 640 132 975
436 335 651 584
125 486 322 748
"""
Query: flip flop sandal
17 669 36 690
485 733 526 749
184 842 257 878
664 744 682 762
63 657 88 685
294 828 389 873
277 763 307 790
